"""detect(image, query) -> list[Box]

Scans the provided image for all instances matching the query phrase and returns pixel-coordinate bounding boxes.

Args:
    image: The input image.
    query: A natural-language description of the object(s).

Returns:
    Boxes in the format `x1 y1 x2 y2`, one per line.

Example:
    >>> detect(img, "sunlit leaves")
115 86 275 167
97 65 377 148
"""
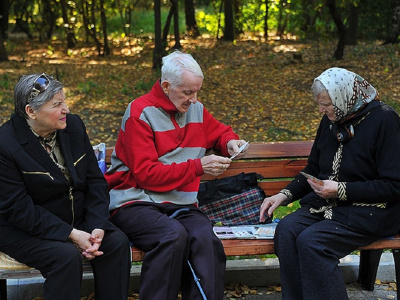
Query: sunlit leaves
0 37 399 147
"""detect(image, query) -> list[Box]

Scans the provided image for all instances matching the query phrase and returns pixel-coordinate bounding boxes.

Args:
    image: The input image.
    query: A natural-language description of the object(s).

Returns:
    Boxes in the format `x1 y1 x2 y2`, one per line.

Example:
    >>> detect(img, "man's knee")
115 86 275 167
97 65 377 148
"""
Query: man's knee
165 223 189 250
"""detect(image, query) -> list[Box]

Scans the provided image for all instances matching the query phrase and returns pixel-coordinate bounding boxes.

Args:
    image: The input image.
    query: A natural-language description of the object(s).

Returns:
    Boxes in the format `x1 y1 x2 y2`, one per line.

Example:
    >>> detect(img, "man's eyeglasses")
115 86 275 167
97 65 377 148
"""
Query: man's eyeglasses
28 73 51 103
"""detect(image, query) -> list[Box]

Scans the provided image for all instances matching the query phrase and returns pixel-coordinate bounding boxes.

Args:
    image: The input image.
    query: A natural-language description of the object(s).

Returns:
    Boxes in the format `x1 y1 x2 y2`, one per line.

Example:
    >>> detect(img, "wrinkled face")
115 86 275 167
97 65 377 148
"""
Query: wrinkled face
162 71 203 114
316 90 336 122
26 90 70 137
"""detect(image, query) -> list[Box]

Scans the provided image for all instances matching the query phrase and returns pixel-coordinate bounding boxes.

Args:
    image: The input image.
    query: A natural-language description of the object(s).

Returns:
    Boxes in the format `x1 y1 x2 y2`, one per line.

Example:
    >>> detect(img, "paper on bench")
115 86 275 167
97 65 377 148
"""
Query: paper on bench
213 223 277 239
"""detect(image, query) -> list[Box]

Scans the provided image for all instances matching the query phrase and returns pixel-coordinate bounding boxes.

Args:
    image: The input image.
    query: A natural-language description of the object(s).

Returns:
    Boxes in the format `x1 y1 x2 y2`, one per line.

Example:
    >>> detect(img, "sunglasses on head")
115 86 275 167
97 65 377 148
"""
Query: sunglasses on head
28 73 51 103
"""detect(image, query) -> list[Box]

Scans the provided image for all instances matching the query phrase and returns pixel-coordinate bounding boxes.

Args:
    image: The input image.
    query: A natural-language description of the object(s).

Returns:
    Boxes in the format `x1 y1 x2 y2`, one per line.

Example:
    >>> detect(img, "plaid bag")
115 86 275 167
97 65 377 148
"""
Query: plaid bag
199 187 270 226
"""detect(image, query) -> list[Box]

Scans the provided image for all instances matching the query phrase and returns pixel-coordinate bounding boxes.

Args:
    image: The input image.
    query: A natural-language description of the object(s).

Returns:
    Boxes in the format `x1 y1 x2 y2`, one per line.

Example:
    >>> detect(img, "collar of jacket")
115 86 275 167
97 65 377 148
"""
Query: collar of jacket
11 113 74 185
152 79 180 115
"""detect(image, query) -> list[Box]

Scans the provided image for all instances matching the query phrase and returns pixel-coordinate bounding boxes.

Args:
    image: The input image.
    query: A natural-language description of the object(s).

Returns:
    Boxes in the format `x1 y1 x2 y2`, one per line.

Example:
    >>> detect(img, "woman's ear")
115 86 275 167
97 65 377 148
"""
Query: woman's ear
25 105 36 120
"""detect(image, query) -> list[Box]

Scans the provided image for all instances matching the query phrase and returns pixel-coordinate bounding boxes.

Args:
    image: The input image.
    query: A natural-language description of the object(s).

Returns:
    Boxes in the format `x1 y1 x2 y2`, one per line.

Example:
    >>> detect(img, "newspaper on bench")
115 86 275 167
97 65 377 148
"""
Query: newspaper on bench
213 223 277 239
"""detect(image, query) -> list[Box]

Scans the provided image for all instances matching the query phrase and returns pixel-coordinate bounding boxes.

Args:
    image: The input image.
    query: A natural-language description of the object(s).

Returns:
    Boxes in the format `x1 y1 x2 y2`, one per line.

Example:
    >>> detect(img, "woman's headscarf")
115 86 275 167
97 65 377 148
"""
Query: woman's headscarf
314 67 378 123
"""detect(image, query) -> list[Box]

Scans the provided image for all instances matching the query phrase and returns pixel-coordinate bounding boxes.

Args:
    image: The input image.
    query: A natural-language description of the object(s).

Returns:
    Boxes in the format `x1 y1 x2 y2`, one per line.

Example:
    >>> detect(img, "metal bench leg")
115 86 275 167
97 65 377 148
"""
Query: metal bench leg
358 249 383 291
0 279 7 300
393 249 400 300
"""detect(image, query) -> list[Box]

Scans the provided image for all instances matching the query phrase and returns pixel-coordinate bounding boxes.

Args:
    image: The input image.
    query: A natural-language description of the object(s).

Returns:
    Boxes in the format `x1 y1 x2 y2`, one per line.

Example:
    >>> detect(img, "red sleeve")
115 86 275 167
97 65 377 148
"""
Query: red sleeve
202 107 239 156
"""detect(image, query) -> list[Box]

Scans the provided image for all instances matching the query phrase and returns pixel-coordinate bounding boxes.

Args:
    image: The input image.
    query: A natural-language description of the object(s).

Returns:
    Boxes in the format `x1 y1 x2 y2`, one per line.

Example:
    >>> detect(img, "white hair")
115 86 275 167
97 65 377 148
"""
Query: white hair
311 79 327 99
161 50 204 88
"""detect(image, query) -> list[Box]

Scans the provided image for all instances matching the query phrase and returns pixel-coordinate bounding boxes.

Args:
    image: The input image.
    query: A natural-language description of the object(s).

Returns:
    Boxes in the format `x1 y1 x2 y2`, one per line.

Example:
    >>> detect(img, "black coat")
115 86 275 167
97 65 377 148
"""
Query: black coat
286 101 400 236
0 113 113 245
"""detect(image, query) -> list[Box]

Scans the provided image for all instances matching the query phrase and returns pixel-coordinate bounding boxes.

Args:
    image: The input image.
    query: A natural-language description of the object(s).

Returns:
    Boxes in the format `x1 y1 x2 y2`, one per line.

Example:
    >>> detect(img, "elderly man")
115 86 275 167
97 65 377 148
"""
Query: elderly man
105 50 247 300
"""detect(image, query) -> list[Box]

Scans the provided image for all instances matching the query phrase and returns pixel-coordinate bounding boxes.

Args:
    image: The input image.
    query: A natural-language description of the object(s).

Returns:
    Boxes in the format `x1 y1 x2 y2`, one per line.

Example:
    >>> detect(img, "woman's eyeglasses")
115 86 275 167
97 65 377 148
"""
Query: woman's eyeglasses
28 73 51 103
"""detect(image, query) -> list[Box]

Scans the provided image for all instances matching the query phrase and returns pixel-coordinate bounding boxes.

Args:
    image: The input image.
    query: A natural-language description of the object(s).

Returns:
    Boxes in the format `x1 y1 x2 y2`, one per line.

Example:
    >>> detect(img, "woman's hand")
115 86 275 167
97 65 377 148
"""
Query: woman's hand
308 179 338 199
69 228 104 260
201 154 231 177
260 193 287 222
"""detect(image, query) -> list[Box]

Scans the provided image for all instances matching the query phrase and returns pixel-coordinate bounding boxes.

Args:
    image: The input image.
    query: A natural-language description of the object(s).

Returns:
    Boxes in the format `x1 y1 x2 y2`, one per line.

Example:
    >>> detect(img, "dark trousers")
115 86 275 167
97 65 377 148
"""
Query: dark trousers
0 224 131 300
112 203 226 300
275 206 382 300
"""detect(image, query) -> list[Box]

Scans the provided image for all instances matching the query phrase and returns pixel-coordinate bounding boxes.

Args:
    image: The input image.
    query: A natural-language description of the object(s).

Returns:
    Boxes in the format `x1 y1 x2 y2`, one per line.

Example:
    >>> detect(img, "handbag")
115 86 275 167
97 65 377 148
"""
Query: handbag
198 173 272 226
197 172 263 205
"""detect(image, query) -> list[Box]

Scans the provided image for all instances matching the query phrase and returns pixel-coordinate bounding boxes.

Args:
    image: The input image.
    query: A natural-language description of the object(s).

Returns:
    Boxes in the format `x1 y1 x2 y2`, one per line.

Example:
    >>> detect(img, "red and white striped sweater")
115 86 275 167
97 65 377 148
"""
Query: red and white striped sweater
105 80 239 211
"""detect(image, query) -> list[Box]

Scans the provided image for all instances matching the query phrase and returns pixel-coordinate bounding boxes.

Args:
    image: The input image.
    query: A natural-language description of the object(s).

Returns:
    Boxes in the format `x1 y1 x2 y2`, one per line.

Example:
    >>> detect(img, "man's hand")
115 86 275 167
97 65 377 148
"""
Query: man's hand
69 228 104 260
201 154 231 177
259 193 287 222
227 140 249 159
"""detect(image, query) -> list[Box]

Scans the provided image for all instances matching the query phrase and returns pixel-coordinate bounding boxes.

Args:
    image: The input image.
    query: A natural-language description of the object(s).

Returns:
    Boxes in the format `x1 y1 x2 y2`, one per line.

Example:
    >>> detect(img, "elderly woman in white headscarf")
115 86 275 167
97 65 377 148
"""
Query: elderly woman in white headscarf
260 67 400 300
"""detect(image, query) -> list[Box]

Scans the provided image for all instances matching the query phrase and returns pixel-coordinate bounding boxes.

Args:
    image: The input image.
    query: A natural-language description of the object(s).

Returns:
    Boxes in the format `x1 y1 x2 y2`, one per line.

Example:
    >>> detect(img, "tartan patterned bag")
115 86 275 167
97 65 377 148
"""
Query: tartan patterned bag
199 187 270 226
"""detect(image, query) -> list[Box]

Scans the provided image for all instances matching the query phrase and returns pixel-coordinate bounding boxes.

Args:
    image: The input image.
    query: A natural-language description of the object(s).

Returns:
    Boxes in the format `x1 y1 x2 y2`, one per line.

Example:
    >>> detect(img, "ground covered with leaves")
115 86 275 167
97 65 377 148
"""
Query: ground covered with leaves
1 35 400 146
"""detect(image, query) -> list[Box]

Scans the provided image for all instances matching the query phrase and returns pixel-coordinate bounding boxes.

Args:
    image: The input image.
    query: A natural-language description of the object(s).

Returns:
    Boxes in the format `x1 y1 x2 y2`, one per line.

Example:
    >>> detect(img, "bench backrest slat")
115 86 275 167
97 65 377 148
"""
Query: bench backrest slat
104 141 313 197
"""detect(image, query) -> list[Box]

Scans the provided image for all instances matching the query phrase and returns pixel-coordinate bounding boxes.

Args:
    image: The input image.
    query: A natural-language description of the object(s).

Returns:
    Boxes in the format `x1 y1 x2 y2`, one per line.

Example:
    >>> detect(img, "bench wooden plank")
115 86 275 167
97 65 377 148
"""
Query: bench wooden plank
201 159 309 180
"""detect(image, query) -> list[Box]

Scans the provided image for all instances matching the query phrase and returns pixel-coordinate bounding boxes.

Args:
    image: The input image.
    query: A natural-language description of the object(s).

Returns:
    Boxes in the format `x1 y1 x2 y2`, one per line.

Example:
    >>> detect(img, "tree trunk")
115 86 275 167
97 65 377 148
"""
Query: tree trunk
264 0 269 38
99 0 110 55
41 0 56 40
89 0 102 55
233 0 243 35
346 3 359 45
59 0 75 48
385 0 400 44
327 0 346 60
14 0 33 39
172 0 181 49
277 0 287 37
223 0 234 41
0 0 10 38
300 0 317 35
0 30 8 61
153 0 163 70
162 4 174 47
184 0 200 37
216 0 223 39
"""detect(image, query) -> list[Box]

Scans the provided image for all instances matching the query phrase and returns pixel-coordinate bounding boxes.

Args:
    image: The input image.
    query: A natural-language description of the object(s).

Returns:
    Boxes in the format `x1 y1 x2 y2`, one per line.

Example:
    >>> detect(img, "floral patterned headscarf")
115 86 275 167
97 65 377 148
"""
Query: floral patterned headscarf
314 67 378 122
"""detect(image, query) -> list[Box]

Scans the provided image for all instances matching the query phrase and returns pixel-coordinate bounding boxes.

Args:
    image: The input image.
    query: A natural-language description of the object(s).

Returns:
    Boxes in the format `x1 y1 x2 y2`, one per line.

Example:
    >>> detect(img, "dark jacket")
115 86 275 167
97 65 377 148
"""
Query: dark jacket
0 113 113 245
286 101 400 236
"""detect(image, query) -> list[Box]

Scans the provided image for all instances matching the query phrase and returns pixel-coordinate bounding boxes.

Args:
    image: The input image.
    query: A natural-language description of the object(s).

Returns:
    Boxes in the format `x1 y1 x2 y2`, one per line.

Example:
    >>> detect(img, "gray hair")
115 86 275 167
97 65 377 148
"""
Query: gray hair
311 79 327 99
161 50 204 89
14 73 64 119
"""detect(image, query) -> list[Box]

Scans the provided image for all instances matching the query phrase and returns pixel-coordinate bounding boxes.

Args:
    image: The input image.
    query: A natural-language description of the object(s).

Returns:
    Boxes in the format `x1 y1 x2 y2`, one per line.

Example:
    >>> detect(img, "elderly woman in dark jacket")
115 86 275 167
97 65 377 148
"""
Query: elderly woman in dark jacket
260 67 400 300
0 73 131 300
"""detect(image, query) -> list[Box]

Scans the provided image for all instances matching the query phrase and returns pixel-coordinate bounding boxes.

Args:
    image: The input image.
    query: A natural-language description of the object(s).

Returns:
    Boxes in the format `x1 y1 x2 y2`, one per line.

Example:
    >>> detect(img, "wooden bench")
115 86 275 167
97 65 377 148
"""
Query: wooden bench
123 141 400 297
1 141 399 299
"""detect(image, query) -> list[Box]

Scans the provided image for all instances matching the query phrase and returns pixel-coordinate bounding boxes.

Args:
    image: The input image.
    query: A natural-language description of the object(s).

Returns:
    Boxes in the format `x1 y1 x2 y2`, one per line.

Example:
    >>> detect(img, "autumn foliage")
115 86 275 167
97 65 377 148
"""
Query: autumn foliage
0 35 399 147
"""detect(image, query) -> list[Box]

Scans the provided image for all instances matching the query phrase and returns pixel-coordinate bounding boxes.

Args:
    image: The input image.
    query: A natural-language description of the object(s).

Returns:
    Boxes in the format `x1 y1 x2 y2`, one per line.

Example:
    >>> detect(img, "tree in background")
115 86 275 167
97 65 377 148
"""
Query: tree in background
13 0 33 39
326 0 361 59
59 0 76 48
184 0 200 37
264 0 269 37
153 0 163 69
385 0 400 44
223 0 235 41
99 0 110 55
172 0 182 48
0 0 396 61
345 1 359 45
0 0 9 60
0 29 7 61
0 0 10 38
